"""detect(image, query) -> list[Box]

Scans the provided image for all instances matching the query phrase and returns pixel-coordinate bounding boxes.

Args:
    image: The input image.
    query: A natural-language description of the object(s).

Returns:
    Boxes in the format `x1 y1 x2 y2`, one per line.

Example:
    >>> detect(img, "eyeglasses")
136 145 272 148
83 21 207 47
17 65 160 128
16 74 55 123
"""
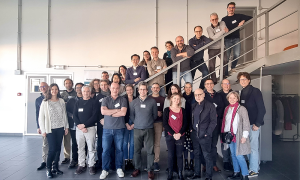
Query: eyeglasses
205 83 214 85
194 93 204 97
222 83 230 85
228 7 235 9
39 86 46 89
239 78 248 81
195 31 202 33
211 18 218 21
139 89 147 91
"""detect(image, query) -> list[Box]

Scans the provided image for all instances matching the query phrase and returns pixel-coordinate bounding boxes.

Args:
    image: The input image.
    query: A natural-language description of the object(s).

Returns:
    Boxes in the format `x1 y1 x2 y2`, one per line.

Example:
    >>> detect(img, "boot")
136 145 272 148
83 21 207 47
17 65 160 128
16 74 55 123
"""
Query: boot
242 175 249 180
52 163 63 175
189 159 194 171
124 159 129 171
227 172 241 179
46 168 53 178
178 171 184 180
184 159 189 171
167 170 173 180
129 159 134 170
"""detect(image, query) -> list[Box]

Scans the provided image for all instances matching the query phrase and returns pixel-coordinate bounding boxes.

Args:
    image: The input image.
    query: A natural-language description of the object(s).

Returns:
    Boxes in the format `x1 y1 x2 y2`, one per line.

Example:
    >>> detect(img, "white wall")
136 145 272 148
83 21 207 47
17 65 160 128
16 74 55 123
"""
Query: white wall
0 0 298 133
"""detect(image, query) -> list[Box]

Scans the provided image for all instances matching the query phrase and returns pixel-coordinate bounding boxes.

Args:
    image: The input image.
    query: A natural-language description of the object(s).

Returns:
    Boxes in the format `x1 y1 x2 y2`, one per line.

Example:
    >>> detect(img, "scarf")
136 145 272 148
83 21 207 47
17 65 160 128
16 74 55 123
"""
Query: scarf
221 102 239 143
166 51 171 58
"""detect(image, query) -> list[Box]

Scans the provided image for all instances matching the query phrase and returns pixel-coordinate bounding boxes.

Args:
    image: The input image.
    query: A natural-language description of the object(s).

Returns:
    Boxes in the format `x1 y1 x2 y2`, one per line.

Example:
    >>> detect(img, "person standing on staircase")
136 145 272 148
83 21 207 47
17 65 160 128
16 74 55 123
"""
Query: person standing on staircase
221 2 252 73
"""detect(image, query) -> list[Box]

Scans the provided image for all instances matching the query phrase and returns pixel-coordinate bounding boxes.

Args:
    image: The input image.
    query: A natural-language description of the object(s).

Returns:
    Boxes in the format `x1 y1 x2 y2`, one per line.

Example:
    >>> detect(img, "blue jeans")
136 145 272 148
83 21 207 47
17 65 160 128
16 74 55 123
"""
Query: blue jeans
224 38 241 70
102 128 125 171
247 125 260 173
123 119 134 159
229 141 249 176
172 71 193 88
148 86 166 97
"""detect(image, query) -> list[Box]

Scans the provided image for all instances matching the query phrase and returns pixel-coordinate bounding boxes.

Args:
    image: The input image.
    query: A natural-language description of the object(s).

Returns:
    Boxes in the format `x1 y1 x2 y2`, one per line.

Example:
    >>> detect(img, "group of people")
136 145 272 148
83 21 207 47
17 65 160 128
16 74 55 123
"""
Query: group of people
35 2 263 180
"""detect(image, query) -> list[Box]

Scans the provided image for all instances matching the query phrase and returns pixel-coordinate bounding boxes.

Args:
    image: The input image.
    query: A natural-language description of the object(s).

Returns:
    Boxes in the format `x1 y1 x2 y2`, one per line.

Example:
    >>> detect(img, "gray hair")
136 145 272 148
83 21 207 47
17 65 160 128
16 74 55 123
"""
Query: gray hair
210 12 218 18
82 85 92 92
138 81 148 90
226 91 240 102
184 82 192 87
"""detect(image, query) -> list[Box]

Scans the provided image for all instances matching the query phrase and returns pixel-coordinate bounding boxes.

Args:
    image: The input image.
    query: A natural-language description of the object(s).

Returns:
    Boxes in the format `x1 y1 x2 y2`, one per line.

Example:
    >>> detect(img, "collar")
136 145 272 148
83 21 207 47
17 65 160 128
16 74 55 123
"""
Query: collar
133 65 139 69
175 44 186 51
193 35 203 40
211 22 220 29
65 89 75 94
205 89 216 95
139 95 148 102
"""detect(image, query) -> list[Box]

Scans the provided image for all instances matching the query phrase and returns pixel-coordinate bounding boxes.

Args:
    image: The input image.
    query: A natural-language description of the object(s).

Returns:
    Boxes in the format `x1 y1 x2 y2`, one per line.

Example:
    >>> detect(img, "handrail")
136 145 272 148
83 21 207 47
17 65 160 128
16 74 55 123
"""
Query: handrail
142 0 286 85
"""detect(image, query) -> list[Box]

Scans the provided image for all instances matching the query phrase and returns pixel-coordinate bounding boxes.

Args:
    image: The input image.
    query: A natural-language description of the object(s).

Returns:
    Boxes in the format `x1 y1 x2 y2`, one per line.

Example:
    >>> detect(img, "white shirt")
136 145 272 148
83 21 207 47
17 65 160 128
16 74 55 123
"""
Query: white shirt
224 107 249 138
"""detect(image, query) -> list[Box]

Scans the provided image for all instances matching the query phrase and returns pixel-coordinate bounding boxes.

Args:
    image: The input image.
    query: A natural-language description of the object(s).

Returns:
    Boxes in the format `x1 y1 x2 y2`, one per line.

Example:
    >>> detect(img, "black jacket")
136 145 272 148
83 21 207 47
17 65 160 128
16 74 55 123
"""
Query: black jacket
219 89 233 108
163 107 188 135
240 85 266 127
190 100 217 138
66 96 82 129
204 90 224 129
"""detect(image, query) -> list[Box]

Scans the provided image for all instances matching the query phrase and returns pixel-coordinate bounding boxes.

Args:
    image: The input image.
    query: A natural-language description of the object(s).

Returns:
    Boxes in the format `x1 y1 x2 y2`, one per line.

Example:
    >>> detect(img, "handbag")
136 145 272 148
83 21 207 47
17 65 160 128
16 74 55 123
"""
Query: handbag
221 132 233 144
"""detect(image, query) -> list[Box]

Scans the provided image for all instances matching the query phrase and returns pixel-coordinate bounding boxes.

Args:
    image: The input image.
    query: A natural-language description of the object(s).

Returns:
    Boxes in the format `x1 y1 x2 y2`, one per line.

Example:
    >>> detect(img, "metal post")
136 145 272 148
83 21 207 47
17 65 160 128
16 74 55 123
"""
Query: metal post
298 2 300 45
46 0 51 68
265 12 269 56
16 0 22 74
186 0 188 41
177 64 180 85
220 37 225 83
155 0 158 46
259 66 263 90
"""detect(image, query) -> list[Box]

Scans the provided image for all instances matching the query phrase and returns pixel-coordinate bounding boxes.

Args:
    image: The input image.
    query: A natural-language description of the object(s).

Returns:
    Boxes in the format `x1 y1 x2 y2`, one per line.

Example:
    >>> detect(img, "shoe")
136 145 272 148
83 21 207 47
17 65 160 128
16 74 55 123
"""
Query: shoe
205 178 212 180
184 159 189 171
154 162 160 172
227 172 241 179
99 170 109 179
46 169 53 178
75 166 87 175
148 171 154 180
223 162 232 172
189 159 194 171
52 164 63 175
128 159 134 170
117 168 124 178
213 165 221 172
68 160 78 169
242 175 249 180
202 166 206 172
124 160 129 171
61 158 70 164
89 166 96 175
248 171 258 177
187 174 201 179
131 169 140 177
167 170 173 180
144 167 148 172
178 171 184 180
37 162 46 171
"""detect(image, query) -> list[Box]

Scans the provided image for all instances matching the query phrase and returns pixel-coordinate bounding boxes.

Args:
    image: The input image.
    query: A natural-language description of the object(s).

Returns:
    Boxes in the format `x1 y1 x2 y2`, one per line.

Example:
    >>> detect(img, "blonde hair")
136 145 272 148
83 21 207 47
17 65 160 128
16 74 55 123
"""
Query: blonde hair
170 93 182 107
226 91 240 102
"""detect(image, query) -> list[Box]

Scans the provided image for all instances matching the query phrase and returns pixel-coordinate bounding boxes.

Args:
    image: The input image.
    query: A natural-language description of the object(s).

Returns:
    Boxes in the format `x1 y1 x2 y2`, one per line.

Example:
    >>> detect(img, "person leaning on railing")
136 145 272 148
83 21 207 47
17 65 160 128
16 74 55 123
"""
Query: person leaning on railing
221 2 252 73
139 50 151 78
207 13 229 84
163 41 174 93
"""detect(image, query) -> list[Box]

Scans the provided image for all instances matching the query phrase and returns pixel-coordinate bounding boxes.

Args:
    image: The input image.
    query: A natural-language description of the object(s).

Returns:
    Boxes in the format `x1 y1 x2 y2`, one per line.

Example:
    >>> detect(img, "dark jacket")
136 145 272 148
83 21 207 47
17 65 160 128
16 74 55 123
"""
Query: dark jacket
219 89 233 108
163 107 188 135
190 100 217 138
204 90 224 130
35 93 45 129
124 95 136 124
240 85 266 127
66 96 82 129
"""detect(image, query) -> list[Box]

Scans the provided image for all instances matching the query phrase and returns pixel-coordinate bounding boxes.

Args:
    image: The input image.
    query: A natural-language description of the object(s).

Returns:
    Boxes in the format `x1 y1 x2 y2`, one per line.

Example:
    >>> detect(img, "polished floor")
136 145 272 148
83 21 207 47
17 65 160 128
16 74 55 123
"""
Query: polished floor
0 135 299 180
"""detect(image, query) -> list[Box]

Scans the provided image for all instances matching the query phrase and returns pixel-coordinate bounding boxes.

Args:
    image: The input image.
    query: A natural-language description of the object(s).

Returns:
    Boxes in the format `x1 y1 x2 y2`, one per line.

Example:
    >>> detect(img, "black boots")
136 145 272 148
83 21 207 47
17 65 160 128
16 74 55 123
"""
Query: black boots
189 159 194 171
52 163 63 175
184 159 189 171
242 175 249 180
37 162 46 171
167 170 173 180
227 172 241 179
178 171 184 180
46 168 53 178
125 159 129 171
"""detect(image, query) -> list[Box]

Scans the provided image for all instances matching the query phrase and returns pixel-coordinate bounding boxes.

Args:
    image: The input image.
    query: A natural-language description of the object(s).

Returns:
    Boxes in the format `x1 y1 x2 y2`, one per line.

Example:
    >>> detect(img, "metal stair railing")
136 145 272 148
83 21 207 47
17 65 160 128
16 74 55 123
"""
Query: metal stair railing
142 0 296 90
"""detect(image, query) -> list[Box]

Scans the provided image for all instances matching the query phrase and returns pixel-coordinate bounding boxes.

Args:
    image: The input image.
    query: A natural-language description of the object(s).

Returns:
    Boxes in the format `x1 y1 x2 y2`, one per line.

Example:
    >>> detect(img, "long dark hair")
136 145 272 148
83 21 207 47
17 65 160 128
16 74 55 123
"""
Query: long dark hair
167 84 182 99
142 50 151 61
45 83 61 101
111 73 122 85
118 65 127 74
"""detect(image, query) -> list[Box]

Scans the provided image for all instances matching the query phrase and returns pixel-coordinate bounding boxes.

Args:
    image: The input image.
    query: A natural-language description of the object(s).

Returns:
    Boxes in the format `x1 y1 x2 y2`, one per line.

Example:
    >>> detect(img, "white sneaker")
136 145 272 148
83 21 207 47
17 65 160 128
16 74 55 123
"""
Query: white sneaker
116 168 124 178
99 170 109 179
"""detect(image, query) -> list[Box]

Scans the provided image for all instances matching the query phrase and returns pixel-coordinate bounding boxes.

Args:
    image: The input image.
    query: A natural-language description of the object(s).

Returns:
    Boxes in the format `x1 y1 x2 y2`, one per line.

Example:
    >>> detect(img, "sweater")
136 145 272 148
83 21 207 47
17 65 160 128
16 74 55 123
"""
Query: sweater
221 13 252 39
73 98 100 128
61 89 77 102
125 66 147 85
170 45 195 72
163 107 188 136
206 21 227 49
188 35 212 58
39 98 69 134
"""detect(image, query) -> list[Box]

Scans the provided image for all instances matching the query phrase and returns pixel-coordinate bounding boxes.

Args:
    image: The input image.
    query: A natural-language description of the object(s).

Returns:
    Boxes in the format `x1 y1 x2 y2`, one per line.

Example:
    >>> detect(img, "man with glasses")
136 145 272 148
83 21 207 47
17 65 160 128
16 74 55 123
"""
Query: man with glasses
207 13 229 84
130 82 157 180
221 2 252 73
203 79 224 173
188 88 217 180
171 36 194 87
36 82 49 171
189 26 212 89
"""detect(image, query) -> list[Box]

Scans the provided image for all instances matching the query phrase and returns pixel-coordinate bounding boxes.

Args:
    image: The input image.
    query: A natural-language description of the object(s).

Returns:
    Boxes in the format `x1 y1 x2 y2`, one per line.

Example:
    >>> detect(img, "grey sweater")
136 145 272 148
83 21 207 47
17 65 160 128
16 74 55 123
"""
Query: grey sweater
206 21 227 49
130 96 158 129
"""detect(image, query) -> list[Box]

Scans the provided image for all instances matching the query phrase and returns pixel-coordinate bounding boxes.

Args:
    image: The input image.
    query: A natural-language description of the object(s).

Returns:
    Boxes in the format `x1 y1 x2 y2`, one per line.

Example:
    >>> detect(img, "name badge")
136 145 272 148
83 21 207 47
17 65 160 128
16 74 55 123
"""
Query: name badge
213 103 218 108
157 66 161 69
157 103 160 106
78 108 83 112
232 20 237 24
140 104 146 108
99 98 103 102
215 28 220 32
241 100 245 104
115 103 120 108
68 96 73 99
143 65 147 67
133 72 137 76
196 124 198 128
171 114 177 120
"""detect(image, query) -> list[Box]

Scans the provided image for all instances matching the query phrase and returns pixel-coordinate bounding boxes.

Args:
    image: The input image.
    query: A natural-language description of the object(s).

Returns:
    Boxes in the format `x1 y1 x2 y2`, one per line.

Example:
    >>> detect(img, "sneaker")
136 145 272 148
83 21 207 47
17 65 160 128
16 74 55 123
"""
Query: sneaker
248 171 258 177
75 166 87 175
154 162 160 172
116 168 124 178
99 170 109 179
89 166 96 175
61 158 70 164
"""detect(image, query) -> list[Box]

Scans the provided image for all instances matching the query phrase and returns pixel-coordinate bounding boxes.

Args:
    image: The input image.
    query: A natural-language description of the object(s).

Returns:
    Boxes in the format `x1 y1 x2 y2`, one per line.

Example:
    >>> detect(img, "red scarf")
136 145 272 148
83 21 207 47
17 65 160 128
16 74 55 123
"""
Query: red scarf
221 102 239 143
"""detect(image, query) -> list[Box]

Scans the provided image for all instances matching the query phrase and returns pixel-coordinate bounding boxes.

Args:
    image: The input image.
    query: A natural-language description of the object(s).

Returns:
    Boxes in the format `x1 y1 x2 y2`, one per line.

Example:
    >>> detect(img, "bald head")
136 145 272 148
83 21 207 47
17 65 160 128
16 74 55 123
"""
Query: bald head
39 82 49 94
111 82 120 97
175 36 184 49
221 79 231 93
194 88 205 103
